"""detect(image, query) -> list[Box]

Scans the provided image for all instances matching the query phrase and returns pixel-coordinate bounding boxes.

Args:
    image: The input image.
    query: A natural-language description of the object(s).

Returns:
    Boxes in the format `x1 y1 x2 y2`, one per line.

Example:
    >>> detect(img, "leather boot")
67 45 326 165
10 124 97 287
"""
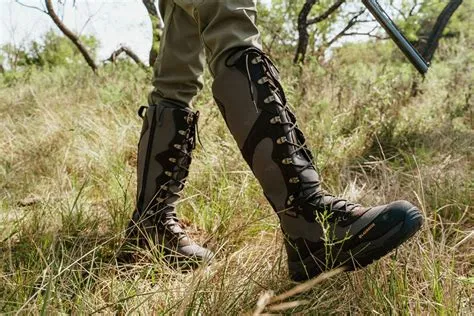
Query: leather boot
212 47 423 281
122 100 213 267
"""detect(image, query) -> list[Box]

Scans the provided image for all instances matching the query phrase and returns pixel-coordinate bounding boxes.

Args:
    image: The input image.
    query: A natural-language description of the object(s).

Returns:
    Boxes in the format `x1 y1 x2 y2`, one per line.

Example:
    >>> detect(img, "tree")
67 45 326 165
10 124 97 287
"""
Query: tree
104 46 147 69
14 0 150 71
44 0 98 72
418 0 463 63
1 31 98 70
0 54 5 73
142 0 163 66
294 0 374 64
15 0 98 72
293 0 464 65
295 0 346 63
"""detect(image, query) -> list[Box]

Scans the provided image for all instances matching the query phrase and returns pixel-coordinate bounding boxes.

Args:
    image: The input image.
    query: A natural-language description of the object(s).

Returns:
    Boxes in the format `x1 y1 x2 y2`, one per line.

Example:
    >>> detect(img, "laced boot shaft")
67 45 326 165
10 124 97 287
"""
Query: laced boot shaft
136 104 198 224
124 101 212 265
216 48 372 222
215 48 354 219
213 47 422 281
214 47 321 216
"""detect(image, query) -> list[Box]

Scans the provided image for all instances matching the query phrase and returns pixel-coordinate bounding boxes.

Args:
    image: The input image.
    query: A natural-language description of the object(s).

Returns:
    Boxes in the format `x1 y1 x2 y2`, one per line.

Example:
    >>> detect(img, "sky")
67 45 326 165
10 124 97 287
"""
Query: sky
0 0 158 62
0 0 272 64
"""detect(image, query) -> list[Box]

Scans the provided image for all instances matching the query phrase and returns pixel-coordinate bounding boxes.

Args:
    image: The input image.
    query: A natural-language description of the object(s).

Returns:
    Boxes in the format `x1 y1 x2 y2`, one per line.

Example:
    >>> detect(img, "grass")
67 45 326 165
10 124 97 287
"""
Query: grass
0 37 473 314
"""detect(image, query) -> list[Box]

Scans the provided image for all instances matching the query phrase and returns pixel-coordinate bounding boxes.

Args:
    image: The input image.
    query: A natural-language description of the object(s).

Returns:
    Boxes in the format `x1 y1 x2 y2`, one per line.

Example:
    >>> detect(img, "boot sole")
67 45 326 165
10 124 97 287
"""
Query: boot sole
288 206 423 281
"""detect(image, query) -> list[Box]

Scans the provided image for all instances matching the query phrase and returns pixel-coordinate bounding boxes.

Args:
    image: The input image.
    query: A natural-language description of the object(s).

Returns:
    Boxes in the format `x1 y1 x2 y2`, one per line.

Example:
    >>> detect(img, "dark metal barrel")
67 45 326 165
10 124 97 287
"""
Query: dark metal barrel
362 0 429 75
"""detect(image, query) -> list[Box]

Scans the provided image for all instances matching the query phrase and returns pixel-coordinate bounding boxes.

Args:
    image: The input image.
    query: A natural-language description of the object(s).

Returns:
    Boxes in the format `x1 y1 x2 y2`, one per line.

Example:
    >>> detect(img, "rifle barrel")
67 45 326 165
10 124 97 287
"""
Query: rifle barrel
362 0 429 75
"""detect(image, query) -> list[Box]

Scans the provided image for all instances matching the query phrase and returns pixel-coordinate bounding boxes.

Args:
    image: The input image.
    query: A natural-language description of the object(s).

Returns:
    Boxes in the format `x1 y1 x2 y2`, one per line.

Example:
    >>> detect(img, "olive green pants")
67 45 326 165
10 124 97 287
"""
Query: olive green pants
149 0 262 106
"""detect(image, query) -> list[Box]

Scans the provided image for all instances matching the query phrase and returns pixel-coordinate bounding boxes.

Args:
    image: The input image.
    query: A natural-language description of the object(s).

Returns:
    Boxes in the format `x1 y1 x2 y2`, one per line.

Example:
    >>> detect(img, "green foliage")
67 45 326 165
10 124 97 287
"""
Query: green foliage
393 0 472 43
0 1 472 313
256 0 304 54
1 30 98 70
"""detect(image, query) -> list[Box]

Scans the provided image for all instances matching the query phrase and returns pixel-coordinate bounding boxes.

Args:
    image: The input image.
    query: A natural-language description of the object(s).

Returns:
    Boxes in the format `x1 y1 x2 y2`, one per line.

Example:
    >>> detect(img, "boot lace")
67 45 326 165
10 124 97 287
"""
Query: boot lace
226 47 358 219
146 110 200 237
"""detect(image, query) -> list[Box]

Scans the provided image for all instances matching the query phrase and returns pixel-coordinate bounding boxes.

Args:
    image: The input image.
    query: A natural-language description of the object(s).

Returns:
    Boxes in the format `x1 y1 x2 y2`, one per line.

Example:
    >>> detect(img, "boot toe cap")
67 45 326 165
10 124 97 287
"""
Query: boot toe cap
178 244 215 263
385 200 424 228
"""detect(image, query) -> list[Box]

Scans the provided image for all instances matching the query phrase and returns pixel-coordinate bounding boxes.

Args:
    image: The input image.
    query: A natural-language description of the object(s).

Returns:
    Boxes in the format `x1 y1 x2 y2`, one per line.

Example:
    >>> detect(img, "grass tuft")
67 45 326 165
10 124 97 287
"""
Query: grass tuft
1 39 472 314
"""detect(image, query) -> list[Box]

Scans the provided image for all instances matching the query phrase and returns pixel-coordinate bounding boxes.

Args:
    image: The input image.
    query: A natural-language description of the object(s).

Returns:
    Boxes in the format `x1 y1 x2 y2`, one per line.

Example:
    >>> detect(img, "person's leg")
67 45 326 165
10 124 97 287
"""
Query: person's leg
191 0 423 280
174 0 261 77
149 0 206 106
123 0 212 265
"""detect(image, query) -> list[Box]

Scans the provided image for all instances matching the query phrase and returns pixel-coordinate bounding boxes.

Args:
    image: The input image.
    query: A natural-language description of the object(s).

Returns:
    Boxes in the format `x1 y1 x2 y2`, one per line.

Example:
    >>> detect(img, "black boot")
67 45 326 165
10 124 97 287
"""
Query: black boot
212 47 423 281
122 100 213 266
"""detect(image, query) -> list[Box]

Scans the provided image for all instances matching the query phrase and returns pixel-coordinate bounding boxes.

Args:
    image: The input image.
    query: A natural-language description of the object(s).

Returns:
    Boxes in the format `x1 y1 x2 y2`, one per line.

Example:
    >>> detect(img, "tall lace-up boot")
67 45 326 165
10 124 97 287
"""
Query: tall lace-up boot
212 47 423 281
123 100 213 266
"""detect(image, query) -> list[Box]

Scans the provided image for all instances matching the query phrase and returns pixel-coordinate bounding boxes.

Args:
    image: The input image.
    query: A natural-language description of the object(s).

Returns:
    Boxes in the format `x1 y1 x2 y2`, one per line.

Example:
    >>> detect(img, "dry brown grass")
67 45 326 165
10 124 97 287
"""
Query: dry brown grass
1 37 472 314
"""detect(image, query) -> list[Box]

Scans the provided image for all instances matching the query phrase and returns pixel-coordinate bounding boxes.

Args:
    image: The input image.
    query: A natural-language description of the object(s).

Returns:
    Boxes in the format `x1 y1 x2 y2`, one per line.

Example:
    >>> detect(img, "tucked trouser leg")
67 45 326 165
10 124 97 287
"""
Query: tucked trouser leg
174 0 261 77
188 1 424 281
149 0 206 106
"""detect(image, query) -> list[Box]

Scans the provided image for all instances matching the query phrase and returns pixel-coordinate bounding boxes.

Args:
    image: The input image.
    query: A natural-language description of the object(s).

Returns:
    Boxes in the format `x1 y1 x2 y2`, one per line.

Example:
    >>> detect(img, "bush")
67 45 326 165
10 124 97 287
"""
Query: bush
1 30 98 70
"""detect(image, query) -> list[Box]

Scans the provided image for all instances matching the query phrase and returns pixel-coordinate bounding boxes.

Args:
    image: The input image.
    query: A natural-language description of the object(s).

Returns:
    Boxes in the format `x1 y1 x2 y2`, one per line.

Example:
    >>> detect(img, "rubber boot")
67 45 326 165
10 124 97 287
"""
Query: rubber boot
212 47 423 281
122 100 213 267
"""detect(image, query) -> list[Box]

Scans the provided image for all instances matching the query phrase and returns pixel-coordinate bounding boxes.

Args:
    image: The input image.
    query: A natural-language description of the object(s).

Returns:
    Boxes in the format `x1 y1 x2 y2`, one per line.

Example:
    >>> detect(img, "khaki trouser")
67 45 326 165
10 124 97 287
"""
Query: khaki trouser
149 0 262 106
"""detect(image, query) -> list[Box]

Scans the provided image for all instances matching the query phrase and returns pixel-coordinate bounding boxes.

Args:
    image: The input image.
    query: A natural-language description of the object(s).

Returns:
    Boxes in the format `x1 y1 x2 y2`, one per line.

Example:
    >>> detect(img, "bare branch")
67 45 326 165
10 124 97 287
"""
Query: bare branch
325 9 366 47
294 0 347 63
389 3 407 20
421 0 463 62
44 0 98 72
15 0 47 14
294 0 317 63
104 46 147 69
79 2 105 35
307 0 346 25
342 31 388 40
408 0 420 17
142 0 162 66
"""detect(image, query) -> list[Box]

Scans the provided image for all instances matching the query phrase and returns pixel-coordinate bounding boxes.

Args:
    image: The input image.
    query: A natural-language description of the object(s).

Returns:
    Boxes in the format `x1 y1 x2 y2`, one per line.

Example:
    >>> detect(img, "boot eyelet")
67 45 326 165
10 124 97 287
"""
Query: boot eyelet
289 177 300 184
178 130 186 136
174 144 182 150
169 157 177 163
282 158 292 165
276 136 287 144
160 185 168 191
287 195 295 205
251 57 262 64
186 113 194 124
264 95 276 104
165 171 172 177
270 116 281 124
257 77 268 84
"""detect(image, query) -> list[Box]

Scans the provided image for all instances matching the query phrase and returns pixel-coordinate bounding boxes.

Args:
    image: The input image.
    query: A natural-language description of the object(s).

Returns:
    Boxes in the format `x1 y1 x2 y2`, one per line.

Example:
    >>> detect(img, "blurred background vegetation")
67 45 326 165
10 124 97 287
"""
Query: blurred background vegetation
0 0 472 314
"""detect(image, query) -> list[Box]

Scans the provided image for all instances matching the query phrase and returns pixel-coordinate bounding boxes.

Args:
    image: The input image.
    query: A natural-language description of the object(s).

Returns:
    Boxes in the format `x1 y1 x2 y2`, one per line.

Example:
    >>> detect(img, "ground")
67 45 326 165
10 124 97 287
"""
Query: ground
0 38 472 314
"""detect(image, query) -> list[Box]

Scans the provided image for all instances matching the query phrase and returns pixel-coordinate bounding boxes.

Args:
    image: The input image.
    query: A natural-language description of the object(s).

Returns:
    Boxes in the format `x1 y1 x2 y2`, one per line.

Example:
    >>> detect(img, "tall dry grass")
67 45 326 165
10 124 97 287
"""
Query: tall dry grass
0 36 472 314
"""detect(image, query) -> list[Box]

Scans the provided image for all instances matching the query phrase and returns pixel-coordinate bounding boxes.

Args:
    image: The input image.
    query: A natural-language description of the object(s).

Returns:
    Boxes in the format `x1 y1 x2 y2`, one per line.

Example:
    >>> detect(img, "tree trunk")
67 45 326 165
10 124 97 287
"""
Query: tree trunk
294 0 346 64
294 0 317 64
421 0 463 63
44 0 98 72
142 0 162 66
